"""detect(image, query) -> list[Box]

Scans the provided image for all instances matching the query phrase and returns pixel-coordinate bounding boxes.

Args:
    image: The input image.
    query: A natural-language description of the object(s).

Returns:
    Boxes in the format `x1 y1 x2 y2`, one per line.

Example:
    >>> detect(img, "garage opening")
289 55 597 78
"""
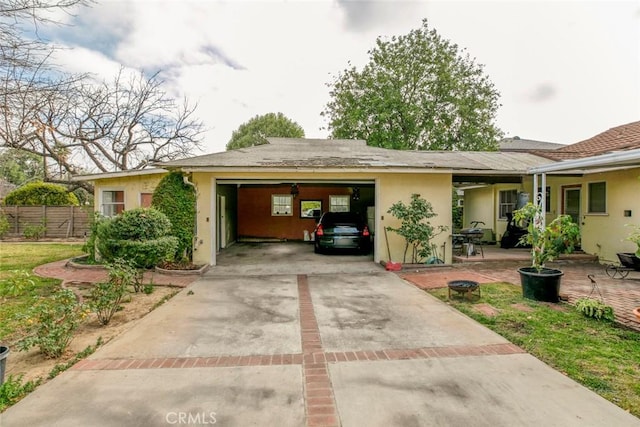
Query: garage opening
214 180 375 263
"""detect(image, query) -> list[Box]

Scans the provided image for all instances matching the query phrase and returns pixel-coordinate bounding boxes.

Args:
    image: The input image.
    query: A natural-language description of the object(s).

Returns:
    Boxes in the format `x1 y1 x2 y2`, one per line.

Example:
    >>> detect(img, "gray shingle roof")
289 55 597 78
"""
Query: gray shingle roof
158 138 554 173
498 137 565 152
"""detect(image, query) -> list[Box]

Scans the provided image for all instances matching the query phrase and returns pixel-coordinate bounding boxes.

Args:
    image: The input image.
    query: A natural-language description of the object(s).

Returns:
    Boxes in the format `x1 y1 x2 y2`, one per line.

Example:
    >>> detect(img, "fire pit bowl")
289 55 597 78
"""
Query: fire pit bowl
447 280 480 300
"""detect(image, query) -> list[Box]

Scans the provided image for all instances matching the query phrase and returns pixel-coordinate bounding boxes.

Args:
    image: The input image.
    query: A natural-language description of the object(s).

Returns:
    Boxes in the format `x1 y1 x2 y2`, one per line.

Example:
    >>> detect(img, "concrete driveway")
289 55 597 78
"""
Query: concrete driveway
2 252 639 426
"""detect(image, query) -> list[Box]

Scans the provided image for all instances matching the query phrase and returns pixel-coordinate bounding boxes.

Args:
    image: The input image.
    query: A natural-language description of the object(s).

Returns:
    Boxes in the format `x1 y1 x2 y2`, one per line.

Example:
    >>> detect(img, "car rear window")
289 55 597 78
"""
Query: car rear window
322 212 362 226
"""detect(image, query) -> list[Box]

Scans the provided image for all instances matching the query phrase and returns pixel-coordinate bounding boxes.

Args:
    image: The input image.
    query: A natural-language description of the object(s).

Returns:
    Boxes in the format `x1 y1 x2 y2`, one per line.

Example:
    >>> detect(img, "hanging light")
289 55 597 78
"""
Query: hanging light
290 183 299 198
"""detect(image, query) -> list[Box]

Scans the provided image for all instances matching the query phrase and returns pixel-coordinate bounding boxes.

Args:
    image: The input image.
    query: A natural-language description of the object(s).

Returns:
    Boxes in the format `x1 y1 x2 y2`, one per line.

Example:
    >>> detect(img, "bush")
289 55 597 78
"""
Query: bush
16 289 85 358
152 172 196 261
4 182 79 206
0 375 42 412
23 222 46 240
0 211 9 238
575 298 615 321
95 208 178 268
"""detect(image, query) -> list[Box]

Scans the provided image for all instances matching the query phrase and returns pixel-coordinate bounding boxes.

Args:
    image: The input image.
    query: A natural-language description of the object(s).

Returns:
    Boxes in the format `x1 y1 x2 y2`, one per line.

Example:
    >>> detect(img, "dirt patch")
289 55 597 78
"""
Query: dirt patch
473 303 501 317
511 303 534 313
4 285 180 383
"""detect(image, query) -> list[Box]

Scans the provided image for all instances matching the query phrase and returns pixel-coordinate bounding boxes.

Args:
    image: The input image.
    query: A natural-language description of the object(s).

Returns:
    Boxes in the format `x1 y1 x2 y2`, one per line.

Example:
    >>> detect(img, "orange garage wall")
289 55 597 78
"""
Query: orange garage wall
237 185 353 240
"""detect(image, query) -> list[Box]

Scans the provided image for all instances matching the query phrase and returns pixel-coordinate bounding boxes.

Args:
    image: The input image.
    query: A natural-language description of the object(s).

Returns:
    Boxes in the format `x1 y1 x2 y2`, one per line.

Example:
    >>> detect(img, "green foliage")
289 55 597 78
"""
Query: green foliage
16 289 85 358
83 211 103 263
23 222 46 240
0 374 42 412
4 181 79 206
0 271 36 298
151 172 196 261
0 211 9 238
322 19 502 151
624 224 640 258
452 190 463 230
0 148 44 186
48 338 103 379
513 203 581 271
89 279 127 326
386 193 448 263
226 112 305 150
143 284 154 295
575 298 615 321
96 208 179 268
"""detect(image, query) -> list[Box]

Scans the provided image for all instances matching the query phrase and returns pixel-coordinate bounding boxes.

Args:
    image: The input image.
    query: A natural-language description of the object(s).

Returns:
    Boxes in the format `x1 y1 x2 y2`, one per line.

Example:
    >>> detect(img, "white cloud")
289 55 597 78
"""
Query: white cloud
37 0 640 152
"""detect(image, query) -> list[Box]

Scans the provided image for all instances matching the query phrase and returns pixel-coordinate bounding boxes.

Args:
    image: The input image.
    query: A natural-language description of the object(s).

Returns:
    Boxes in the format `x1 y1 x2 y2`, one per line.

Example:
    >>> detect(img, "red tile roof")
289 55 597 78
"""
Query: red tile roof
538 120 640 160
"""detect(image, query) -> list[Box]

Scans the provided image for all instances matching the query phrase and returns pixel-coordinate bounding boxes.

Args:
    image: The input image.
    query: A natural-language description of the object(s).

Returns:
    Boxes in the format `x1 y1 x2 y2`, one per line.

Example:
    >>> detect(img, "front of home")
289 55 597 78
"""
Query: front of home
463 121 640 263
78 138 556 267
77 122 640 267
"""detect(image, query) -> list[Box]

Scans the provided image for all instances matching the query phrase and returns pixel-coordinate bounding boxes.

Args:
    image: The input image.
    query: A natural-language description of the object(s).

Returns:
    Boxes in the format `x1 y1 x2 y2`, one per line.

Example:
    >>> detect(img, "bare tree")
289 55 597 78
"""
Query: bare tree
2 69 204 181
1 1 204 189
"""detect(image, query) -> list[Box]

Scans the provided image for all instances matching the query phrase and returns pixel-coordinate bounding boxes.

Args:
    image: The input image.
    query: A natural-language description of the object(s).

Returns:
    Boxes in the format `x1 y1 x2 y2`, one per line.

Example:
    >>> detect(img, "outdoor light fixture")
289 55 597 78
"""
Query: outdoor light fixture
352 186 360 201
290 183 299 198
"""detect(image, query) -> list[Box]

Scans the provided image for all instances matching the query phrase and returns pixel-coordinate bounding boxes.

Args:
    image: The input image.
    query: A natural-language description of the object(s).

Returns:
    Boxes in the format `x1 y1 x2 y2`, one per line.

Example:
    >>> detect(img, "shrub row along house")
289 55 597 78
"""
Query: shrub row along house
75 121 640 267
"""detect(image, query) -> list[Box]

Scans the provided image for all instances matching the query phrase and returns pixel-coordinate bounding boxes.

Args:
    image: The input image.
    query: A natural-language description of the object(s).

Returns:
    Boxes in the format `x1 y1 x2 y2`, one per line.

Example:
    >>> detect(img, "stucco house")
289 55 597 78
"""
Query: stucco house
463 121 640 263
76 137 554 267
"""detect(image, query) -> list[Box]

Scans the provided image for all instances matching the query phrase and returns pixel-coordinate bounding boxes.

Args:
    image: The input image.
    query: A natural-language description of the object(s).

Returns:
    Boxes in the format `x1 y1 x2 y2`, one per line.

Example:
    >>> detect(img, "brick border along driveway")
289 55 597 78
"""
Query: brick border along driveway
73 275 524 427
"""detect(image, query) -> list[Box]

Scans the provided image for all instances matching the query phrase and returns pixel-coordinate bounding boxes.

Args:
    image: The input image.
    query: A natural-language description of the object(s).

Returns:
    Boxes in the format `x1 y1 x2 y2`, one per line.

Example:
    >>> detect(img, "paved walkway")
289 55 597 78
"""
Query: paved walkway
402 259 640 331
3 261 639 426
33 259 199 288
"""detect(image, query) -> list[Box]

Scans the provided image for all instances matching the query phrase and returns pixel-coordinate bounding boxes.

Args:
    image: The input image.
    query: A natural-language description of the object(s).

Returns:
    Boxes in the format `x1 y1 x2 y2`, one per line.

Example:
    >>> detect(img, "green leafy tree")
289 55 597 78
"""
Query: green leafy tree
0 149 44 185
4 181 79 206
322 19 502 151
386 193 448 263
226 112 305 150
151 171 196 261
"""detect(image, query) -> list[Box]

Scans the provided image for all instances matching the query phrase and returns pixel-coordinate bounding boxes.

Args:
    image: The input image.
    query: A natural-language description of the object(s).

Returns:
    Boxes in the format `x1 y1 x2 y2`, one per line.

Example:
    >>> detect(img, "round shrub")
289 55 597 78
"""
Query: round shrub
151 171 196 261
4 181 79 206
96 208 178 268
106 208 172 241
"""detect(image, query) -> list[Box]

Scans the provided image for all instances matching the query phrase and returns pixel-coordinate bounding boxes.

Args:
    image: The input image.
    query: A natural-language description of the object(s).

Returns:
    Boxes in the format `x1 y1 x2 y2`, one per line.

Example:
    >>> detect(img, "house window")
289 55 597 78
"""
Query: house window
272 194 293 216
588 182 606 213
498 190 518 219
329 195 350 212
102 190 124 217
140 193 153 208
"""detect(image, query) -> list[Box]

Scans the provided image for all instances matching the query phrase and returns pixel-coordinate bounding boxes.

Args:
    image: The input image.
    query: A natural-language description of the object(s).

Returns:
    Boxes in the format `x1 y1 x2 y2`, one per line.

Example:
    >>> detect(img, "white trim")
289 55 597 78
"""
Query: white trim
74 168 168 181
100 188 125 217
211 177 217 266
529 148 640 173
374 177 380 264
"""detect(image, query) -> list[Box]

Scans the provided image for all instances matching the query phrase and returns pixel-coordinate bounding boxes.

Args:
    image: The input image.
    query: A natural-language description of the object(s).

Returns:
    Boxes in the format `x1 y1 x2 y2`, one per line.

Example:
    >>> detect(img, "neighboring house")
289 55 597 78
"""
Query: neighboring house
75 138 554 266
464 121 640 263
498 137 565 152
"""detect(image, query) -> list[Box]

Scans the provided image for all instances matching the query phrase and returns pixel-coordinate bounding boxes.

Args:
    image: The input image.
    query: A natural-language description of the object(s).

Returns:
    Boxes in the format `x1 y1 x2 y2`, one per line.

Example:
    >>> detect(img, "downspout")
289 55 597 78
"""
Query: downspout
183 174 199 257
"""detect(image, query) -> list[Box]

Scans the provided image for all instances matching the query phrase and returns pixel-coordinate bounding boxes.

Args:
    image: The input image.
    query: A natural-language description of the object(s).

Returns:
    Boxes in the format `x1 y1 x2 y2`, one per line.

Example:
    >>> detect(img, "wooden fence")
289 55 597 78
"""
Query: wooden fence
1 205 93 238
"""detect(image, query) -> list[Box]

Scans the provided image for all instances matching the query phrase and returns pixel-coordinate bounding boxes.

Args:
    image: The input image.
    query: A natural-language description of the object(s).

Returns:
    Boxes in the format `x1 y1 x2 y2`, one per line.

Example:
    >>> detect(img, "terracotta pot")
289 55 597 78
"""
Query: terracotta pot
633 307 640 322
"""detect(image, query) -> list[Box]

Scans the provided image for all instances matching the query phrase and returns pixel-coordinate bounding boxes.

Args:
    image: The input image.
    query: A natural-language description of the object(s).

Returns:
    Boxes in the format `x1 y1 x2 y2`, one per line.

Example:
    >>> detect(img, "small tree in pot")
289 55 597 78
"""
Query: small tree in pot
513 203 580 302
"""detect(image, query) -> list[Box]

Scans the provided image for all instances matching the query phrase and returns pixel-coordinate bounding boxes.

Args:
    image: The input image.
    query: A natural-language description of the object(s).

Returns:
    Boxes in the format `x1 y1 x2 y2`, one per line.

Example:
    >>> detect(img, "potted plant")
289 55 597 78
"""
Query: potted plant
513 203 580 302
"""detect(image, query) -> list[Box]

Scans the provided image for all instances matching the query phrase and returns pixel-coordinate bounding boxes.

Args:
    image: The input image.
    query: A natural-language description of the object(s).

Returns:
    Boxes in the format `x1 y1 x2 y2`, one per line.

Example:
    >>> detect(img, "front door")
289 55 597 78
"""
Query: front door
563 187 581 225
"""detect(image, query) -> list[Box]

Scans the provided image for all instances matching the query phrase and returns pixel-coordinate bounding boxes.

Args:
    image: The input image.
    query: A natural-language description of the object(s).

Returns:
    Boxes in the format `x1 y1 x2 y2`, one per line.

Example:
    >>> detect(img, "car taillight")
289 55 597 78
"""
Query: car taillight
315 224 324 237
362 225 370 237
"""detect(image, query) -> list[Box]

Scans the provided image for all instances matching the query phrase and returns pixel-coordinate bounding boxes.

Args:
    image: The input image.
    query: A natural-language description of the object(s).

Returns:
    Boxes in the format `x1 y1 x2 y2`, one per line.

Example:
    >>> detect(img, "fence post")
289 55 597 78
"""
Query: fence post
68 206 74 238
13 206 18 234
42 205 47 237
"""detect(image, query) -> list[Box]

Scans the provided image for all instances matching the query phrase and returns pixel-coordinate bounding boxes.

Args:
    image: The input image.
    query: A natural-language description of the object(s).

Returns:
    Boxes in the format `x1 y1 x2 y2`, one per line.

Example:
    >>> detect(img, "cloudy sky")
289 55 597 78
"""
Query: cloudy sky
41 0 640 154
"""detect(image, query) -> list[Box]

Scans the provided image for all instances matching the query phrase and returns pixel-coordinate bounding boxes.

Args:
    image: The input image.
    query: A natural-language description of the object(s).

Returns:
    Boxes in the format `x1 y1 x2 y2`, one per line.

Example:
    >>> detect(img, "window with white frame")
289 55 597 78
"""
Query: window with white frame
271 194 293 216
588 182 606 213
498 189 518 219
329 195 350 212
102 190 124 217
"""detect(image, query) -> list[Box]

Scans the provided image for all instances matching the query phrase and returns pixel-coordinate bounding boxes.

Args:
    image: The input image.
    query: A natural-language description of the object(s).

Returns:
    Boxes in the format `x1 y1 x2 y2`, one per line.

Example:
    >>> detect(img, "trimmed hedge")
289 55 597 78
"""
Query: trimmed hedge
96 208 178 268
4 182 79 206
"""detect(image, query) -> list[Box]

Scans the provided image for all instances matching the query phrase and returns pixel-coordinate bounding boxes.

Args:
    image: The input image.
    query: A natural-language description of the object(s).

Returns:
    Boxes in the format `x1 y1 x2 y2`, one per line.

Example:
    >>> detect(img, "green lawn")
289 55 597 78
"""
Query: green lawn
0 243 85 343
428 283 640 418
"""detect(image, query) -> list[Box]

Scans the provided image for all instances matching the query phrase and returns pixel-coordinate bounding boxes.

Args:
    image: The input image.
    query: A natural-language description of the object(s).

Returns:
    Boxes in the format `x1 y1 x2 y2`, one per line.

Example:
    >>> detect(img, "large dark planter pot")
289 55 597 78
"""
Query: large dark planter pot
518 267 563 303
0 345 9 386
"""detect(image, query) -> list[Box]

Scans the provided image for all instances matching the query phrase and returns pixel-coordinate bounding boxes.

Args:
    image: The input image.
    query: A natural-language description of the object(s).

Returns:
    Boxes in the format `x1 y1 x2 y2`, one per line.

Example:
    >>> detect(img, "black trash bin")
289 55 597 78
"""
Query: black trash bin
0 345 9 386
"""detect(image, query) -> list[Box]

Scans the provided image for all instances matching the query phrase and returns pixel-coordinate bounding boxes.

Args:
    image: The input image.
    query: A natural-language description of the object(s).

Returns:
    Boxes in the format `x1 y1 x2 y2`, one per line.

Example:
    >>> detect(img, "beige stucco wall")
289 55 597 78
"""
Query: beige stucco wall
377 173 452 264
92 172 167 213
188 171 452 266
462 186 493 231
